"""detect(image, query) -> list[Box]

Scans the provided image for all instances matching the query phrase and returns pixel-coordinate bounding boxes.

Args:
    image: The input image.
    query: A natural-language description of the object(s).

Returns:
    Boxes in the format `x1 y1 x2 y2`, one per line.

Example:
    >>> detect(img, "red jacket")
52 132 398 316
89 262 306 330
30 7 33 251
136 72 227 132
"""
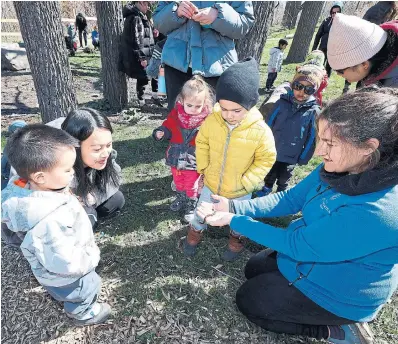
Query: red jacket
154 108 197 146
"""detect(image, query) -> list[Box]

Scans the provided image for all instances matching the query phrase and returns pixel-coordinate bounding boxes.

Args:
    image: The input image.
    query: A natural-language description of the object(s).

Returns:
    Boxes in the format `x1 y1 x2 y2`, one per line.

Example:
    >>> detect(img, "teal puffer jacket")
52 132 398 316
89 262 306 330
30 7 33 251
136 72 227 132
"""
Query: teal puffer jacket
153 1 255 77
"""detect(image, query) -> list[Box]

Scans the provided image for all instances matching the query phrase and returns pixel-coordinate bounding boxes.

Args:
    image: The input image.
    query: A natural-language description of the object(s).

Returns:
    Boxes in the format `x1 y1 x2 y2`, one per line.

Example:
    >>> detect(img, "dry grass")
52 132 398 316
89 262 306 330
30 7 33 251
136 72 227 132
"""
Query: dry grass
1 27 397 344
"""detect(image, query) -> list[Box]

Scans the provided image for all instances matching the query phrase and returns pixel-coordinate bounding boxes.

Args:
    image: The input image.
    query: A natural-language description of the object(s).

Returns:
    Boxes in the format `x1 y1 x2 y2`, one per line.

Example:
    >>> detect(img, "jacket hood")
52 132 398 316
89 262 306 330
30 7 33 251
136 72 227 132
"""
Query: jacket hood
270 47 280 54
2 178 73 233
123 4 141 18
213 104 265 130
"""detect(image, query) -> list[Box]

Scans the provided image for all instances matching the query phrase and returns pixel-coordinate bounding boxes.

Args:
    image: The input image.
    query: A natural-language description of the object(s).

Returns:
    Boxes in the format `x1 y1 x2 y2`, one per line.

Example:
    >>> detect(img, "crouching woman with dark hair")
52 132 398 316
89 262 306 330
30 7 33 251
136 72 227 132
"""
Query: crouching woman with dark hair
59 108 125 228
196 87 398 344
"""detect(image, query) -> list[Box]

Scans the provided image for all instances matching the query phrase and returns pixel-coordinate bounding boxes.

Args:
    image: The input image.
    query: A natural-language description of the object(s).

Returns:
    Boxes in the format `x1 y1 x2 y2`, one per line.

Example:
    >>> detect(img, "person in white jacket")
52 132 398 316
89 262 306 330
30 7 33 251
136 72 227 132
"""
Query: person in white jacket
265 39 288 92
1 124 110 326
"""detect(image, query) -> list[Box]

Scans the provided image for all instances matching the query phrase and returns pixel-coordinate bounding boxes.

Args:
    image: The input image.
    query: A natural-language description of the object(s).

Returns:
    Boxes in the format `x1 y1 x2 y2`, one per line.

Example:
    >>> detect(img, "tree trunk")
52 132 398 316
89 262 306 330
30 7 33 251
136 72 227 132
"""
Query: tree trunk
235 1 276 63
14 1 77 123
282 1 302 29
95 1 128 111
285 1 325 64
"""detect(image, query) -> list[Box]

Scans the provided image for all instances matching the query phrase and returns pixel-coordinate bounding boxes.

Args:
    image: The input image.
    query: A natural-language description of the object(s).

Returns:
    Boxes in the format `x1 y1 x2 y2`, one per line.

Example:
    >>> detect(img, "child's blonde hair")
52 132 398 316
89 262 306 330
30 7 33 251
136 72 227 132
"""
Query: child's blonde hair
176 75 215 111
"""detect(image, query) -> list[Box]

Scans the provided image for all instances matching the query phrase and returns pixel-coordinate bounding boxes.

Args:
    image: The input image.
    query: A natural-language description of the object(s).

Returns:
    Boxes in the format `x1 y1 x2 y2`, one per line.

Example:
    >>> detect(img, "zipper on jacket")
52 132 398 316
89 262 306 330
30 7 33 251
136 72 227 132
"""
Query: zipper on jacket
301 185 332 213
216 128 233 195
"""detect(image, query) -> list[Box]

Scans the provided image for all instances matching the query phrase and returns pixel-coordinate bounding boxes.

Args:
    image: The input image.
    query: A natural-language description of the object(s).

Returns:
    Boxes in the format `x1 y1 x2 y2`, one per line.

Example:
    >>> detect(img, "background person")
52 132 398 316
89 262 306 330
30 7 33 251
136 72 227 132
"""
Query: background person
153 1 255 111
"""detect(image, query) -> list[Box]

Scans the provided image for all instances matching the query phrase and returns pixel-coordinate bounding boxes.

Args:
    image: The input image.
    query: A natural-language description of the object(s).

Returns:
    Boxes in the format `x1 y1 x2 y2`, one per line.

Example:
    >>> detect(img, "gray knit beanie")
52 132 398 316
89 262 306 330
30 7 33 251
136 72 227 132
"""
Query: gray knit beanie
216 57 260 110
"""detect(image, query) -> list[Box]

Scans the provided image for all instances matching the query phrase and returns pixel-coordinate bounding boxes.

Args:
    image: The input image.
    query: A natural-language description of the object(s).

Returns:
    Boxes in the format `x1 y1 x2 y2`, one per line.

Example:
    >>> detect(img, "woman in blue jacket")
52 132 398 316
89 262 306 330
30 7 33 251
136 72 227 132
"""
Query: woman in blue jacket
196 87 398 344
153 1 254 110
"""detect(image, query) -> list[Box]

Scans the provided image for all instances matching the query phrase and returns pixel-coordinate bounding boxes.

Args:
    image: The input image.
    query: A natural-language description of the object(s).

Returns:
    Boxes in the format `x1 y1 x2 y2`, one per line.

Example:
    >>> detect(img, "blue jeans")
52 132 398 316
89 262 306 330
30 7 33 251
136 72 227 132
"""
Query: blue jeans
190 186 251 231
43 270 101 316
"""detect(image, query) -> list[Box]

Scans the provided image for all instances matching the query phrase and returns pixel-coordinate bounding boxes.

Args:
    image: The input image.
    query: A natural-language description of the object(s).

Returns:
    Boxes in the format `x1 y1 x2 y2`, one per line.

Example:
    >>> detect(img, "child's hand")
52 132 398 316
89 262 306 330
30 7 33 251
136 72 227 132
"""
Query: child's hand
141 60 148 68
155 131 164 140
272 68 276 73
87 193 96 206
211 194 229 212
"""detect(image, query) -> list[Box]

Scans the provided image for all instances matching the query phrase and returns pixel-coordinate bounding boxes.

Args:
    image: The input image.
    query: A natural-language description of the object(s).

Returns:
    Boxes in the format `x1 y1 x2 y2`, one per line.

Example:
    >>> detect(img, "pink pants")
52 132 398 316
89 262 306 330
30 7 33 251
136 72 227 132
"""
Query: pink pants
171 167 201 198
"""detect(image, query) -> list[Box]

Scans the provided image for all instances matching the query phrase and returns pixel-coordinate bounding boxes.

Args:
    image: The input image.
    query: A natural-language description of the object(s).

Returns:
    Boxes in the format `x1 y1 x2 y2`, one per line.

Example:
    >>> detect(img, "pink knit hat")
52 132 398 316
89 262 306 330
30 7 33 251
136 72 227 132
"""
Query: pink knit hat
327 13 388 70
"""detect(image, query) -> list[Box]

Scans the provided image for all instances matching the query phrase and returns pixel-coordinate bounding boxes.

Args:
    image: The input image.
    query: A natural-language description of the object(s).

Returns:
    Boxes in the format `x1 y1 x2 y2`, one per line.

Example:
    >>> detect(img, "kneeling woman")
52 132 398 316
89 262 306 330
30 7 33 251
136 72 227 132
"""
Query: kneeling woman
197 87 398 344
61 108 125 227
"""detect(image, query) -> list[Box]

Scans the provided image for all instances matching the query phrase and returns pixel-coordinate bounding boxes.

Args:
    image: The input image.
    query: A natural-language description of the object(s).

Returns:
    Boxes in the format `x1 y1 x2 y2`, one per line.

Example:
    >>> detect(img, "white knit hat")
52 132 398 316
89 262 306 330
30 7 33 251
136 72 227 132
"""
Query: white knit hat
327 13 388 70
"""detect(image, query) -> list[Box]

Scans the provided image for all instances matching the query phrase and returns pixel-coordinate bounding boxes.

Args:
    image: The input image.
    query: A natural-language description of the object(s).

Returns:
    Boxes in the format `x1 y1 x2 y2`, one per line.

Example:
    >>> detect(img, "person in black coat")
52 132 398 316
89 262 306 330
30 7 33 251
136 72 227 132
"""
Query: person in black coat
119 2 160 107
75 12 88 48
312 3 343 78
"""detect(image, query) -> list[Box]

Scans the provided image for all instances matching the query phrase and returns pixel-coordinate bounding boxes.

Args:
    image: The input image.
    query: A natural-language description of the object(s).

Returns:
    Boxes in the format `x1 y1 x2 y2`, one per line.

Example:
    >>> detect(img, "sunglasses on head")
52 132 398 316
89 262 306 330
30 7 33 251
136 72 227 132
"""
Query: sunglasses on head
292 81 316 95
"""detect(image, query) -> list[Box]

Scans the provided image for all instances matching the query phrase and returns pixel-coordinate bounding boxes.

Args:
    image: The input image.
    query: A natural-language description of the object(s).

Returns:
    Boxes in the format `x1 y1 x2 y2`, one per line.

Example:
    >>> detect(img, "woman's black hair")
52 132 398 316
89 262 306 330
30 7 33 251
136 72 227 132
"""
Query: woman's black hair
61 107 120 202
318 86 398 172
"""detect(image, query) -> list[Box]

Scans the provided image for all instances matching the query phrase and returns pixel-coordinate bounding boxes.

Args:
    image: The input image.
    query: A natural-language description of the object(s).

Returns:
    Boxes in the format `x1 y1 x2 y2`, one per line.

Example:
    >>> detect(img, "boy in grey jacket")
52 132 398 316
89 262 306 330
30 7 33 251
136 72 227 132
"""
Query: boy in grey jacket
1 125 110 326
265 39 288 92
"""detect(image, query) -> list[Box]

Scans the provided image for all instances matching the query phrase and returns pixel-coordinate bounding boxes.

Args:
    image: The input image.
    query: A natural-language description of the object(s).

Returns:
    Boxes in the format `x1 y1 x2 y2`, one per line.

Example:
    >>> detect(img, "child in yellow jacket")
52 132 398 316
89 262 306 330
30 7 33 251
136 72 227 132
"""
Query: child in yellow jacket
183 57 276 261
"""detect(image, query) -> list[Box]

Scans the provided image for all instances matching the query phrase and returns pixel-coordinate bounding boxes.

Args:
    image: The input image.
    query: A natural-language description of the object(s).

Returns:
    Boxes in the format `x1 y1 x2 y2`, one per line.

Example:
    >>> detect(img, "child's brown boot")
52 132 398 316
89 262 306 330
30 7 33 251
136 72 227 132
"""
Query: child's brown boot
222 231 245 261
182 225 203 257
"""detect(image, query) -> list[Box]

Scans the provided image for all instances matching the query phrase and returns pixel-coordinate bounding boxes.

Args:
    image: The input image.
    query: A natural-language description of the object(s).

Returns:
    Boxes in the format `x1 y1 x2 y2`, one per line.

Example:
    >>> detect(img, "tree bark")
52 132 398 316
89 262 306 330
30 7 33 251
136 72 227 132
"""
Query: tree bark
235 1 276 63
285 1 325 64
95 1 128 111
282 1 302 29
14 1 77 123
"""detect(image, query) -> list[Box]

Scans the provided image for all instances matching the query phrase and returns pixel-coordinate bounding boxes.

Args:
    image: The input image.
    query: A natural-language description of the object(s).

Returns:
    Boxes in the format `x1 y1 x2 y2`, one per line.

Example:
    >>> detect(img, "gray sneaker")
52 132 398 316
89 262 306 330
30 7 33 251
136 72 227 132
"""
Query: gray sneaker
328 323 374 344
67 302 111 326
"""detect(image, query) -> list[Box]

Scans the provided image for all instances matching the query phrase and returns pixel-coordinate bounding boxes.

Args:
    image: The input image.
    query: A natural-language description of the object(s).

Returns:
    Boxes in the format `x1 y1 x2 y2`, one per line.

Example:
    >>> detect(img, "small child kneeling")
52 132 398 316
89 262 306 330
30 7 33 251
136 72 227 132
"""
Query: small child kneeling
184 58 277 261
1 125 110 326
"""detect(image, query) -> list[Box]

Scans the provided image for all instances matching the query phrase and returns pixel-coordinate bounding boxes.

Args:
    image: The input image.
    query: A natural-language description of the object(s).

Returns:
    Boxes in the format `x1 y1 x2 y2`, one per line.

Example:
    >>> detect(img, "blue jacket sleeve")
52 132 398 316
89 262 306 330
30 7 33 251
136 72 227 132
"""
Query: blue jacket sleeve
146 58 161 79
211 2 255 39
153 2 187 35
230 202 398 263
232 165 321 218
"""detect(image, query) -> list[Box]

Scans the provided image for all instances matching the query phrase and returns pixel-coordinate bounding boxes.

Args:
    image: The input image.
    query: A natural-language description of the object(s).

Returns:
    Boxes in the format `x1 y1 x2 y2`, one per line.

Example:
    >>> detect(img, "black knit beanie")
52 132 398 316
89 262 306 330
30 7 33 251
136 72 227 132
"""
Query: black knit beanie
216 57 260 110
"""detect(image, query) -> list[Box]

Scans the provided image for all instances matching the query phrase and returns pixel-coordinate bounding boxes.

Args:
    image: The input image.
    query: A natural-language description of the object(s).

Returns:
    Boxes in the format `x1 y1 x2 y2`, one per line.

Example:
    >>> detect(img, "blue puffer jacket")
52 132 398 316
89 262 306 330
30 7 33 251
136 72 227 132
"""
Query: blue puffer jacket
267 92 320 166
153 1 254 77
231 164 398 322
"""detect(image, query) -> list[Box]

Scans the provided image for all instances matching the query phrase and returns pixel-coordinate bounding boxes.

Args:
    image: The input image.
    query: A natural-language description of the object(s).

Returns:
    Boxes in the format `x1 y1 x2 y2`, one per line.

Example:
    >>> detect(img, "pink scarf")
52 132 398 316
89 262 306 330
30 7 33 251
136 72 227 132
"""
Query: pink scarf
176 102 210 129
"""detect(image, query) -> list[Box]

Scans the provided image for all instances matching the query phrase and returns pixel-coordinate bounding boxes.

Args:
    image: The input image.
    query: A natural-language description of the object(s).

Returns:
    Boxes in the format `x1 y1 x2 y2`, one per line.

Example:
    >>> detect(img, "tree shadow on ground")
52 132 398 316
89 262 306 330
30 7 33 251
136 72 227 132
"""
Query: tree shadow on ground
104 176 181 235
1 90 39 115
93 227 315 343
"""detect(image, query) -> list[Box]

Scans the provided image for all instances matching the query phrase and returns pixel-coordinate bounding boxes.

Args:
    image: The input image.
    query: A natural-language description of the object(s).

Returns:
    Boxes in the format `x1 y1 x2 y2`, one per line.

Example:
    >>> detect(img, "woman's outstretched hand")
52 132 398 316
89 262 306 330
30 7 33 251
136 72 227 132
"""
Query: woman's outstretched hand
196 202 234 227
